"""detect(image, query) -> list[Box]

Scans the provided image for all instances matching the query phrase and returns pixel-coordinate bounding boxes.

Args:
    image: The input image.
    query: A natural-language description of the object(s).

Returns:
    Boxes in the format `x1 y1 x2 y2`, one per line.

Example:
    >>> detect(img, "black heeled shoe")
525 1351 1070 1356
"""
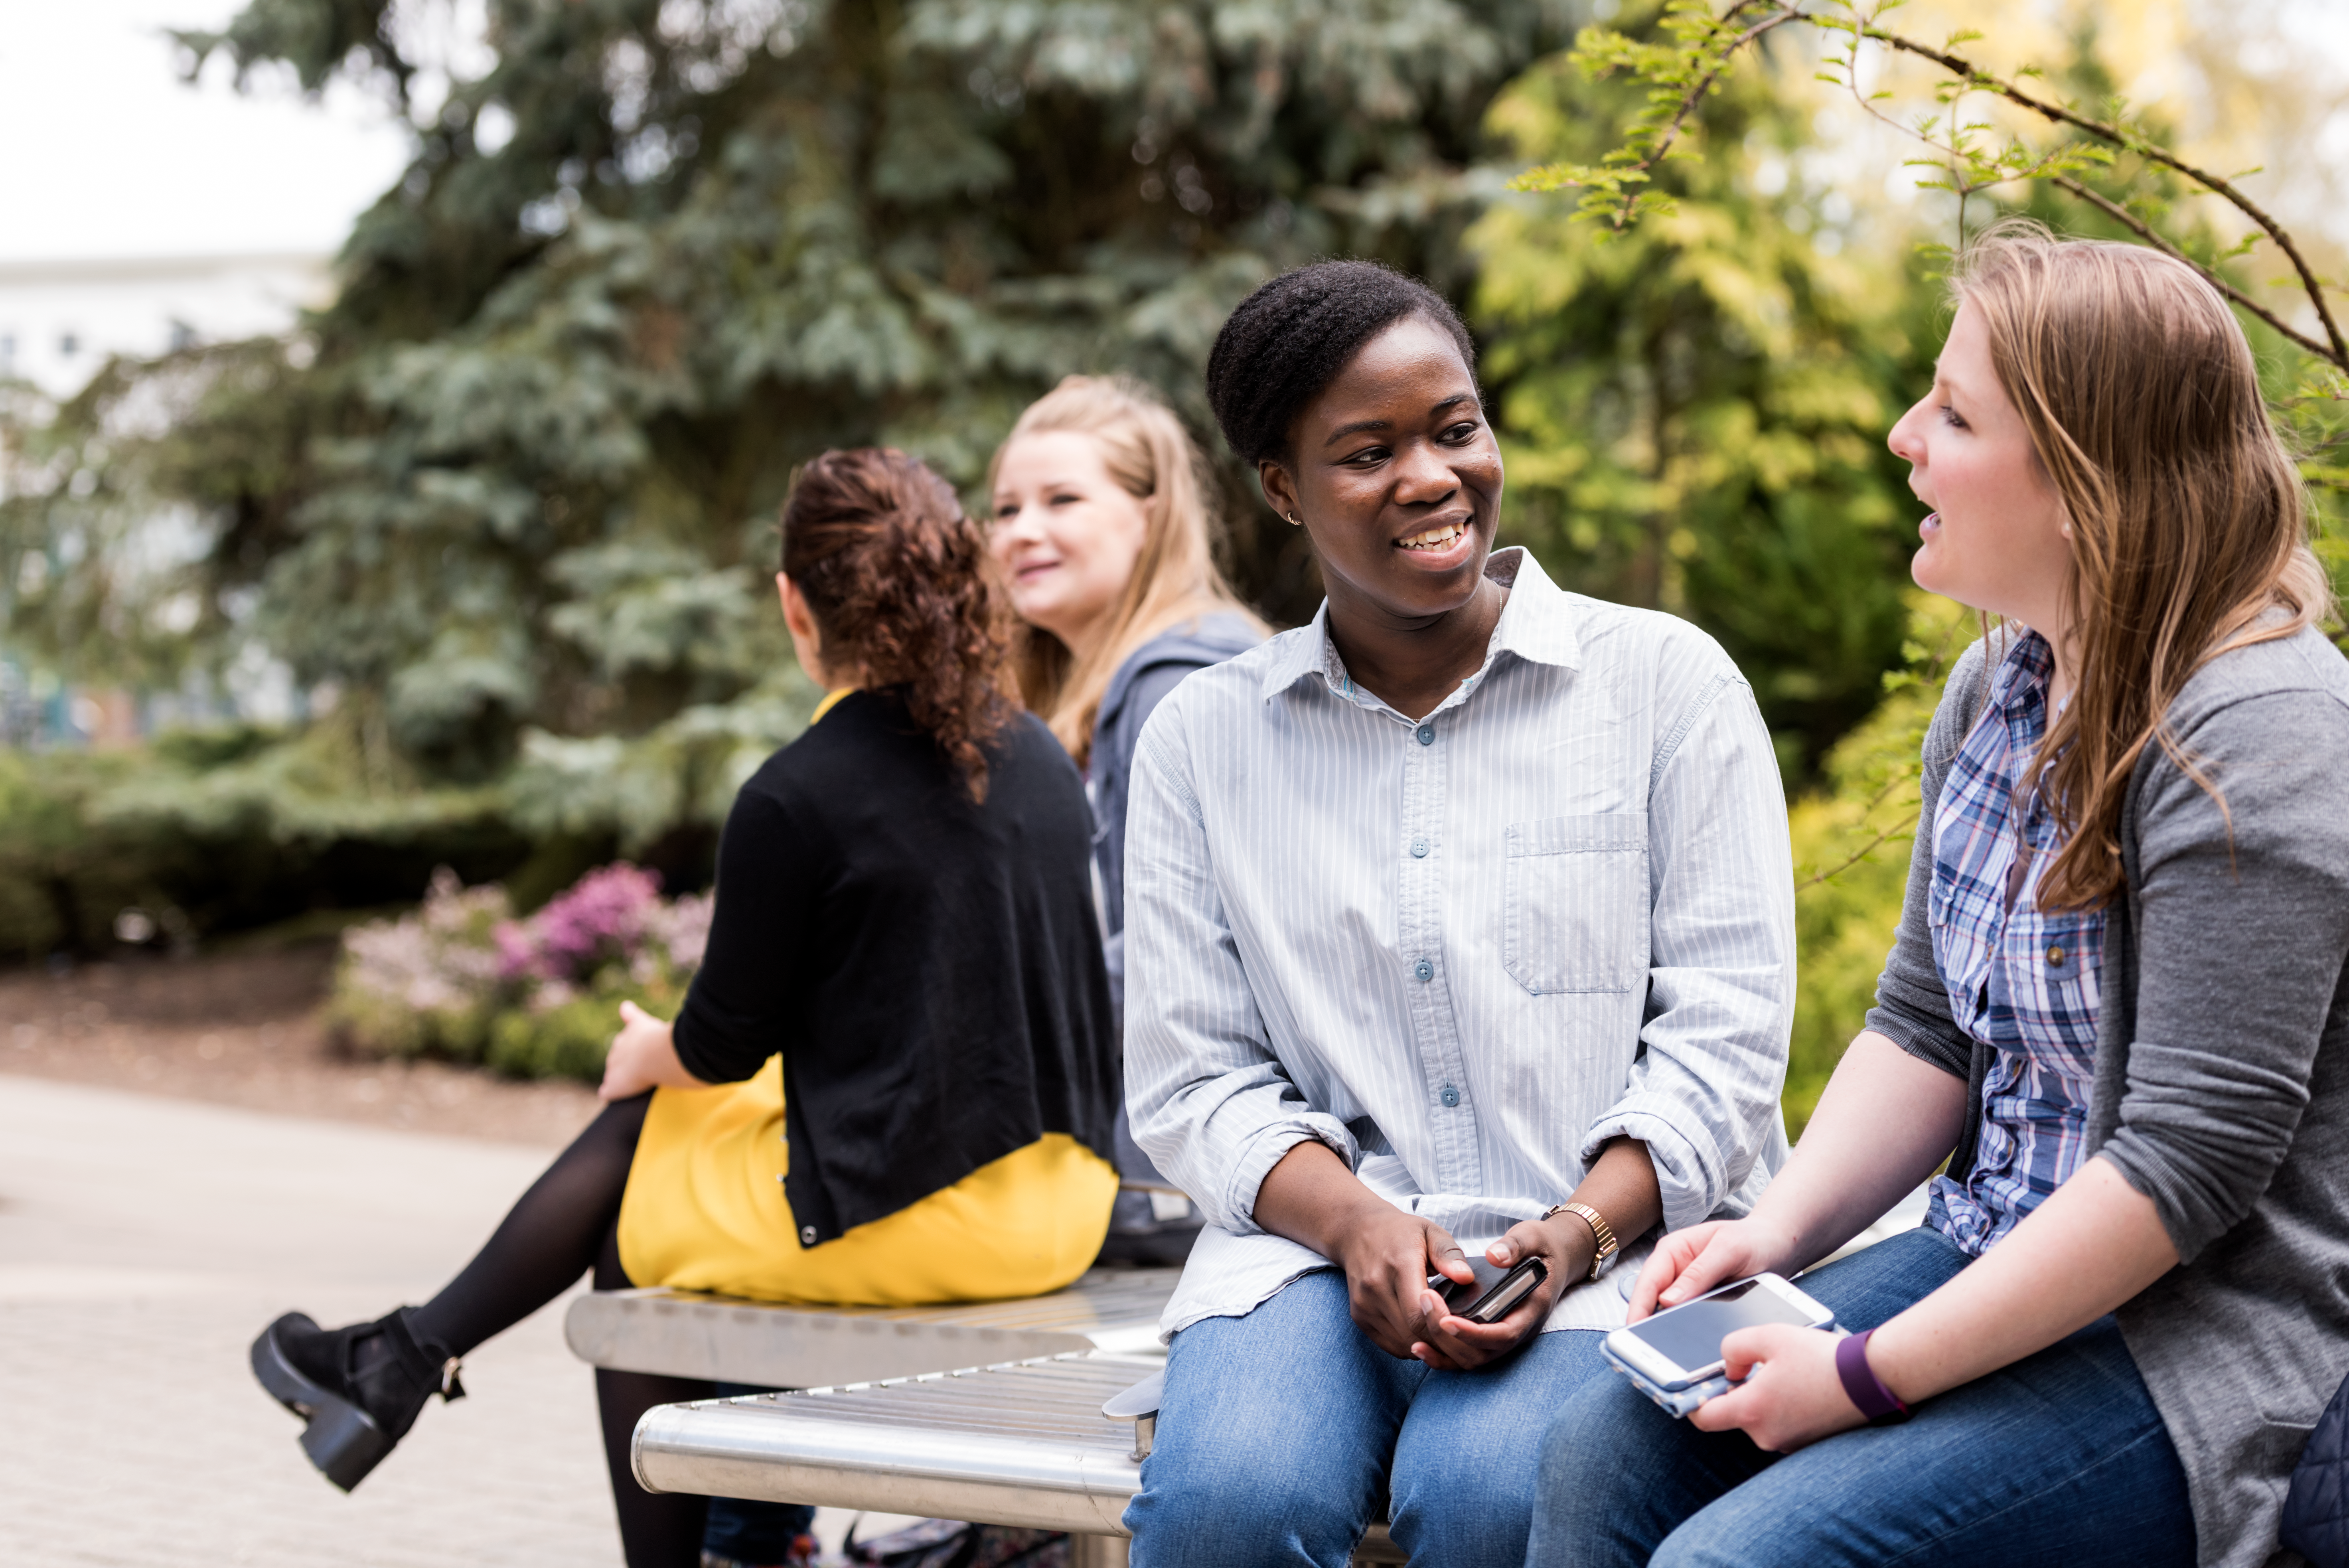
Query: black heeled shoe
250 1307 465 1491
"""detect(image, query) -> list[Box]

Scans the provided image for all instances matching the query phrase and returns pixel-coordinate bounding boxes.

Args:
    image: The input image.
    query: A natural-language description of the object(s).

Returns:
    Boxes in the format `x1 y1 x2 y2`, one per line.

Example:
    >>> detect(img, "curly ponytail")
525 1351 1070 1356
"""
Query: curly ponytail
781 448 1013 799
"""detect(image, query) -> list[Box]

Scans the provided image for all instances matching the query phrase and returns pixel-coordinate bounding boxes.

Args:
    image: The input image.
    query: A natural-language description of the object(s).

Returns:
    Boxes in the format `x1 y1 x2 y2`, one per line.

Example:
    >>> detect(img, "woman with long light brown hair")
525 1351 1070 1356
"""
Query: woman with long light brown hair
988 374 1265 1262
1526 224 2349 1567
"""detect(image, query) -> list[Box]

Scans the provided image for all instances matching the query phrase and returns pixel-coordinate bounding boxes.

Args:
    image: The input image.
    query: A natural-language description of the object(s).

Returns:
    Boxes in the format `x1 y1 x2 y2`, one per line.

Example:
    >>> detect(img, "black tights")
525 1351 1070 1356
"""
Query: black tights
406 1093 713 1568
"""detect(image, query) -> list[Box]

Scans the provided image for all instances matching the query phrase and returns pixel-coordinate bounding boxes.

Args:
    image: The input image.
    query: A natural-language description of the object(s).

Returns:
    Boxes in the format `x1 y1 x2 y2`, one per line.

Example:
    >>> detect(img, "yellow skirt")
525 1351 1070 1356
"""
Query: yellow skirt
614 1057 1119 1306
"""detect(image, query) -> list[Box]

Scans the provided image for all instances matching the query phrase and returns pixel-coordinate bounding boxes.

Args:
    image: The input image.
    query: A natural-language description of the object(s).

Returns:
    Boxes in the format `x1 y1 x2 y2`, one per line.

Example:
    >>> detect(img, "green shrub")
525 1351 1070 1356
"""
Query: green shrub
0 716 537 966
488 994 624 1081
1784 593 1978 1133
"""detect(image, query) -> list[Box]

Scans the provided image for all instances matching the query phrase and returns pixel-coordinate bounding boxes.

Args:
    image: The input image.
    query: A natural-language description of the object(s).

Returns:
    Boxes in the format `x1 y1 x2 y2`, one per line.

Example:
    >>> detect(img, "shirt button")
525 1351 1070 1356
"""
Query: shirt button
2047 945 2067 966
1410 837 1429 858
1415 724 1435 746
799 1224 818 1247
1414 958 1434 983
1439 1083 1461 1108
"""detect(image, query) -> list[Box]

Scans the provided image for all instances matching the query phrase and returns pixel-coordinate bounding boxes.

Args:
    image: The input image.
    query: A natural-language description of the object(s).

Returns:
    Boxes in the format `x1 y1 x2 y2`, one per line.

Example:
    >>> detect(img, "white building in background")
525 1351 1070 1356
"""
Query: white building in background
0 250 332 397
0 251 336 746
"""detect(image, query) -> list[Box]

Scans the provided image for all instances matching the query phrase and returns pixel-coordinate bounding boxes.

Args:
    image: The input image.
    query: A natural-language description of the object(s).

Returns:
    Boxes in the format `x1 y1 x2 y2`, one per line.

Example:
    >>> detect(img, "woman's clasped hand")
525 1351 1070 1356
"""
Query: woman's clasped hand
595 999 700 1102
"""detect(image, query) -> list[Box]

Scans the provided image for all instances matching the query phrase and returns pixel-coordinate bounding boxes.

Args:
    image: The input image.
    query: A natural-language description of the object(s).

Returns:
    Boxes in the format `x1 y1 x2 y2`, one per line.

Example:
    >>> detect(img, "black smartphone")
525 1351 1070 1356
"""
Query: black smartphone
1426 1255 1550 1325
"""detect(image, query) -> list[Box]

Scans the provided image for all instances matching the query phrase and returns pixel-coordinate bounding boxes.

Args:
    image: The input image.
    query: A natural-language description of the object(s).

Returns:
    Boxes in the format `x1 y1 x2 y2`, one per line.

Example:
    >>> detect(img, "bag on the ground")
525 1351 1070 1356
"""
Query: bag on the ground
846 1517 1068 1568
2282 1369 2349 1568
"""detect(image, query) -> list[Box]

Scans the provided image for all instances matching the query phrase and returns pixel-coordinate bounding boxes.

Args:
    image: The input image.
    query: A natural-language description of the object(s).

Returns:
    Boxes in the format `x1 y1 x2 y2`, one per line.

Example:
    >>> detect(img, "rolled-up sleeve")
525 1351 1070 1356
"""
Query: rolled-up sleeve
1580 672 1797 1231
2097 691 2349 1263
1122 705 1356 1234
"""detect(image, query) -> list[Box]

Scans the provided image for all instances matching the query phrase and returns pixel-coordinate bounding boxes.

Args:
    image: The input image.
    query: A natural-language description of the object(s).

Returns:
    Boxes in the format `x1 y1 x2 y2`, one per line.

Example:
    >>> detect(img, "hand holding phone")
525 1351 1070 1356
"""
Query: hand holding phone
1603 1273 1836 1416
1425 1255 1550 1325
1408 1240 1561 1371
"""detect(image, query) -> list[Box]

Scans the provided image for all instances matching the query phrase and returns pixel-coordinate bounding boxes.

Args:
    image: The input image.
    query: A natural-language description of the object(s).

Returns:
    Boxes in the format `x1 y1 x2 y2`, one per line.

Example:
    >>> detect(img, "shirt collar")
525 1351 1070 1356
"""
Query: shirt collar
1987 626 2056 718
1259 546 1583 706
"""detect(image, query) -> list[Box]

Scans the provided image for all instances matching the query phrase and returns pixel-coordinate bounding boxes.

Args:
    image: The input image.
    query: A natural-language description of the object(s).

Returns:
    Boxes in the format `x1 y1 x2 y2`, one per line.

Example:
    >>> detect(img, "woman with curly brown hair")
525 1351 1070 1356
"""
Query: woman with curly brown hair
249 448 1122 1568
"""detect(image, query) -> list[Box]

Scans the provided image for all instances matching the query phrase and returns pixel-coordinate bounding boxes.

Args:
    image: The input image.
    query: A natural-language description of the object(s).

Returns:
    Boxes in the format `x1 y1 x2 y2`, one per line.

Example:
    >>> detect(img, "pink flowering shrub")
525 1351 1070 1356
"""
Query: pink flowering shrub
495 863 663 985
328 861 715 1080
327 868 511 1060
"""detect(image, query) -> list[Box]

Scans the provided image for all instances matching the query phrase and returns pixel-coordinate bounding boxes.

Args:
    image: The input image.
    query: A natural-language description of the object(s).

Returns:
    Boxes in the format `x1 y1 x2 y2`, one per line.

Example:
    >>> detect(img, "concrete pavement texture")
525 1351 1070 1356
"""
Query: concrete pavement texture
2 946 606 1147
0 1072 624 1567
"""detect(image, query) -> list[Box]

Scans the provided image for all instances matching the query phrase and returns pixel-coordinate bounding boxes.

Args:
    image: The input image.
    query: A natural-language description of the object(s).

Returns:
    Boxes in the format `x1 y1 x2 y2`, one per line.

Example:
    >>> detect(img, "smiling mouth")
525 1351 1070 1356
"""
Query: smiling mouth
1396 521 1467 552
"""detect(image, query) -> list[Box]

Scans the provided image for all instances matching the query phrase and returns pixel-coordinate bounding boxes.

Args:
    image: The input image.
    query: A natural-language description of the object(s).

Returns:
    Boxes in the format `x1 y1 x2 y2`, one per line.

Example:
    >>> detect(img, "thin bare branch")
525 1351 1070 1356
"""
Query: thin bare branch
2048 176 2343 363
1797 816 1916 888
1859 23 2349 366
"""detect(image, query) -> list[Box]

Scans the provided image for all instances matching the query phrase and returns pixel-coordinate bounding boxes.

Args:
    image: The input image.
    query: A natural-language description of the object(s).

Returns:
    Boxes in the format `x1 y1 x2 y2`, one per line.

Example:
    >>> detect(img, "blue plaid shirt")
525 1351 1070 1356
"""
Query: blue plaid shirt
1923 630 2106 1257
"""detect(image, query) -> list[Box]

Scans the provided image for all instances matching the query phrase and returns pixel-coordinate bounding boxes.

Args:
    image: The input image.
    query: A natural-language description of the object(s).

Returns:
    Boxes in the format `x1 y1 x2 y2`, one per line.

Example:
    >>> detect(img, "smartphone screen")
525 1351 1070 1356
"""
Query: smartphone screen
1621 1278 1816 1375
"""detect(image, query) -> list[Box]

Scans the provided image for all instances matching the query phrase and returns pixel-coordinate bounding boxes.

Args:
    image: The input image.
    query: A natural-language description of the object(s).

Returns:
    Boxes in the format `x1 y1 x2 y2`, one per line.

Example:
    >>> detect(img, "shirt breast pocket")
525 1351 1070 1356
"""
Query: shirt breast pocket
1502 814 1648 995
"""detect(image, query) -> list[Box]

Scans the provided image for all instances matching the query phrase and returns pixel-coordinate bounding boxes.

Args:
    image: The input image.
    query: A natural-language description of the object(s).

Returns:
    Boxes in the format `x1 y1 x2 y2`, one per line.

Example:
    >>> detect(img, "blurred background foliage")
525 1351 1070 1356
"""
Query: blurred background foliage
1470 38 1931 776
2 0 2344 1104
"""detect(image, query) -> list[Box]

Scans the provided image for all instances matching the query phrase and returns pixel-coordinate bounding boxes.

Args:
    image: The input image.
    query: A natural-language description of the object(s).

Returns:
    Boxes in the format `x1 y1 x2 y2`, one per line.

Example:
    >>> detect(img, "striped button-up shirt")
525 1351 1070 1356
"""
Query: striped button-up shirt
1124 549 1796 1338
1924 630 2105 1256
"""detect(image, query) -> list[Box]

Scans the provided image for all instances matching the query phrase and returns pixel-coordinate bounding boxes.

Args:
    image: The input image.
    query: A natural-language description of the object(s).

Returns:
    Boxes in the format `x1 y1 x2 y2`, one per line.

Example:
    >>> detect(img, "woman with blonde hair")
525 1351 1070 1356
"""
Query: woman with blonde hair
1526 224 2349 1567
990 374 1265 1263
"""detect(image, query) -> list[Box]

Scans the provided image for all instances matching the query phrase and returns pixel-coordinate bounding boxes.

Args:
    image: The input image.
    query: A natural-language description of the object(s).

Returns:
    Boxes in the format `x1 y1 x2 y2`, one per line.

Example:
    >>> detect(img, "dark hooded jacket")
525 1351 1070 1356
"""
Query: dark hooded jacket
1090 613 1261 1213
1088 612 1265 1012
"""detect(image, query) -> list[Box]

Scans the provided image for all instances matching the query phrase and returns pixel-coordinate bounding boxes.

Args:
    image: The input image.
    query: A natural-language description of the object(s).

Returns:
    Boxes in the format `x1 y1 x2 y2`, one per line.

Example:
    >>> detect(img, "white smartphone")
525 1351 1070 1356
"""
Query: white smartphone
1603 1272 1836 1391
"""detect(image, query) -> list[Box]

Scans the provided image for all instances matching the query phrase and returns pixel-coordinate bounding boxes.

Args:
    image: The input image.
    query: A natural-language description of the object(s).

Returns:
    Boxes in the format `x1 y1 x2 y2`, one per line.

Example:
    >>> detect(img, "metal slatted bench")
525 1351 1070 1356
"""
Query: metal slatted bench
630 1352 1405 1568
591 1189 1940 1566
564 1266 1180 1388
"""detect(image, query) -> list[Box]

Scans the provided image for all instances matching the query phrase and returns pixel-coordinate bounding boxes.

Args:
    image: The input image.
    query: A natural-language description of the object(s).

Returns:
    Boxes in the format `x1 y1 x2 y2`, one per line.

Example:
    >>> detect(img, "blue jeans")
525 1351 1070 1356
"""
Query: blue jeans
1126 1269 1609 1568
1523 1226 2196 1568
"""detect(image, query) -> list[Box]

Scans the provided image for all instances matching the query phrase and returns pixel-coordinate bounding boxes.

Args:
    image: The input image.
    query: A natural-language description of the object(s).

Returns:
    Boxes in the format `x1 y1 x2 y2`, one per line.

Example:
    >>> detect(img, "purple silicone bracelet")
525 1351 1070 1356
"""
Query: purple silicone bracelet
1834 1328 1912 1424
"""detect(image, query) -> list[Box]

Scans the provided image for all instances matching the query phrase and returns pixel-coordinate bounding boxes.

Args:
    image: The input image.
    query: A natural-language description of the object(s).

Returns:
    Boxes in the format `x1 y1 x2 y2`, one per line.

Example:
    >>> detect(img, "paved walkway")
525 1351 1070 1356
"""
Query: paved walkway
0 1073 622 1567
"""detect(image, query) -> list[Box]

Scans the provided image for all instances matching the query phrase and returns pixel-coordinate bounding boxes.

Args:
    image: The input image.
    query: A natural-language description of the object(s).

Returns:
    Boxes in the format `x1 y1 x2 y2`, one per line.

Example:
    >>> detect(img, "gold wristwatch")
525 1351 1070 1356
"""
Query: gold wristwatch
1543 1201 1621 1282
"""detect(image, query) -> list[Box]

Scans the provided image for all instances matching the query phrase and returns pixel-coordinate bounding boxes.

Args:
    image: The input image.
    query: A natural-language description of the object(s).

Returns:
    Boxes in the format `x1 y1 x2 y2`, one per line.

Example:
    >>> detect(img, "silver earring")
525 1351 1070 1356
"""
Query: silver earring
1286 512 1303 526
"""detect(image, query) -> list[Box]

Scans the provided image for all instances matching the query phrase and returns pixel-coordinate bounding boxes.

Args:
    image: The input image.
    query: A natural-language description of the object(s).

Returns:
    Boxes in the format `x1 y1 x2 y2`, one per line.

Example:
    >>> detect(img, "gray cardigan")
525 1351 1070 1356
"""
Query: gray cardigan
1865 623 2349 1568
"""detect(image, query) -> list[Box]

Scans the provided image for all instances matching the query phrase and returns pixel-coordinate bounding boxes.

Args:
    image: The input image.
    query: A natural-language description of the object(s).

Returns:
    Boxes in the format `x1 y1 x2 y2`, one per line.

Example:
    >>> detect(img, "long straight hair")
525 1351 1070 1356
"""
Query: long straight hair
1956 223 2332 908
988 375 1265 766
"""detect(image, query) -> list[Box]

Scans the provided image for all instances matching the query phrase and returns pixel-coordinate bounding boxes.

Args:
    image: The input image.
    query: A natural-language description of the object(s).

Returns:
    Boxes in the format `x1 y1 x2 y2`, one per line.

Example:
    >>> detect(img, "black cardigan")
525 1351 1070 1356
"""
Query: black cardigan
671 689 1118 1244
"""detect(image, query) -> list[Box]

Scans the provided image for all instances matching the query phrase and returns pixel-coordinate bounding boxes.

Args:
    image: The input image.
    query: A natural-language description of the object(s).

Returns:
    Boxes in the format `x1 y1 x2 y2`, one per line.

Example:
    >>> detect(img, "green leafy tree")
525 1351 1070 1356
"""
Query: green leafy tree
1470 22 1929 776
1520 1 2349 1110
1514 0 2349 577
1 0 1587 885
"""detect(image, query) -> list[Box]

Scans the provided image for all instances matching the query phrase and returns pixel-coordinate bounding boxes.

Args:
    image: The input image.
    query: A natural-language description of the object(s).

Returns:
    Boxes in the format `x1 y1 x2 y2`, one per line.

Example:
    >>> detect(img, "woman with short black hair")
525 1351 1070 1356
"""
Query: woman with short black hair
1116 259 1797 1566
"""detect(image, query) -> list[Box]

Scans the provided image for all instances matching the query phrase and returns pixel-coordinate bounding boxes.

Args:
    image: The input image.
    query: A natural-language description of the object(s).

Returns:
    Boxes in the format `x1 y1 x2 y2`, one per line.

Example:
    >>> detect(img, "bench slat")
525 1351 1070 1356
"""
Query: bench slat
567 1267 1180 1387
